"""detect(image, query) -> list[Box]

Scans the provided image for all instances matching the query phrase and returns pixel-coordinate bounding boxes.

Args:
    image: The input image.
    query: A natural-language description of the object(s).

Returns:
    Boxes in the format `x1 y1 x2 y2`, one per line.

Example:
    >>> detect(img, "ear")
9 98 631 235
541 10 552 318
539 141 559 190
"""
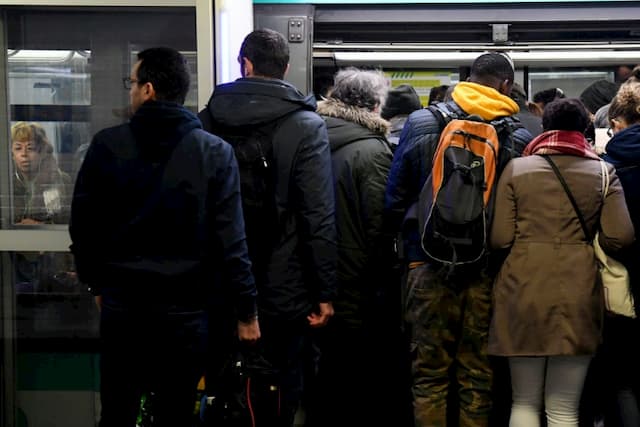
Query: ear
242 57 254 77
141 81 157 102
283 63 290 78
499 79 513 96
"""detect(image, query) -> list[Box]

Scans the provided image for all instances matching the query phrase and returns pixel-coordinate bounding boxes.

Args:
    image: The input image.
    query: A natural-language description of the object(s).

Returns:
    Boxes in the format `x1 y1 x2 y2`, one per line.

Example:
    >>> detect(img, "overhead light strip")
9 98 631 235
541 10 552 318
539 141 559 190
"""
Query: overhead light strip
330 50 640 66
315 42 640 51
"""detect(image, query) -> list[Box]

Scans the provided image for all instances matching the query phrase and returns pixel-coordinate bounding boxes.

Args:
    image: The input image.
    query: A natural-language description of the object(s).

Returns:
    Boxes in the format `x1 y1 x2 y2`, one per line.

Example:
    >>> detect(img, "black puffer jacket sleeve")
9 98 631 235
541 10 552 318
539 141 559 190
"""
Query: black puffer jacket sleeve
291 113 338 303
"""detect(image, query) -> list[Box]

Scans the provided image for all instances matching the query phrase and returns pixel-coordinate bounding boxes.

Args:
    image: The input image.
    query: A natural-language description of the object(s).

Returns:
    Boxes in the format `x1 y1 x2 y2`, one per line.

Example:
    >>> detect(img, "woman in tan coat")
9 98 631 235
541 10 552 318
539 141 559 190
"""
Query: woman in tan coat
488 98 634 427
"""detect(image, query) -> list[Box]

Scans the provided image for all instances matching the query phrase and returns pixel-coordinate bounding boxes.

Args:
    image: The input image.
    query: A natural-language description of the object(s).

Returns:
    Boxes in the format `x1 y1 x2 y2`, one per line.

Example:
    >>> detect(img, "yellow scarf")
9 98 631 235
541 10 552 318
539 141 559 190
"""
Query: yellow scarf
451 81 519 121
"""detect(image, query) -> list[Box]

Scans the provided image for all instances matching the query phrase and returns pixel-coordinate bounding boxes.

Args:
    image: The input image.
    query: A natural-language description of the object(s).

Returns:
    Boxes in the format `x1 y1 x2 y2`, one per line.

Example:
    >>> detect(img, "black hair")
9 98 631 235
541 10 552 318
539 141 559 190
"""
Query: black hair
428 85 449 105
381 84 422 119
542 98 590 132
532 88 565 106
136 47 190 105
579 80 618 115
240 29 289 79
469 53 514 86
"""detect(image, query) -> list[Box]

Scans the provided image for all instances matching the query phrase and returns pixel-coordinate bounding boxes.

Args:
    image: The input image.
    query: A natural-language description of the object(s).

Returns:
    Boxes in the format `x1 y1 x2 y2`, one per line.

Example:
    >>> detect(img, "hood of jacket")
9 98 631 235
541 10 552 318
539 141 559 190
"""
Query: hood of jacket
317 97 390 152
452 81 520 121
129 100 201 160
603 123 640 167
205 77 317 127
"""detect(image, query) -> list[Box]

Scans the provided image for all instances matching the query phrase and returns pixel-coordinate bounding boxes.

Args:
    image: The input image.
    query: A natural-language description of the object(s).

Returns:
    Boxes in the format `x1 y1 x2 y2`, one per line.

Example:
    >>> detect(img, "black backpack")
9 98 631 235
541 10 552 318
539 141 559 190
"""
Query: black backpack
200 109 288 280
417 102 520 270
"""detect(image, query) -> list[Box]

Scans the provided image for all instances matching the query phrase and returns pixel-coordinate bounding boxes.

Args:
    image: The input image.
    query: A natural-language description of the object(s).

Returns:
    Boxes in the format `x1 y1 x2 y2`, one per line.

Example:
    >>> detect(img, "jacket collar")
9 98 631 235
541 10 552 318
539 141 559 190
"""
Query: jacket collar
452 81 519 121
317 97 390 136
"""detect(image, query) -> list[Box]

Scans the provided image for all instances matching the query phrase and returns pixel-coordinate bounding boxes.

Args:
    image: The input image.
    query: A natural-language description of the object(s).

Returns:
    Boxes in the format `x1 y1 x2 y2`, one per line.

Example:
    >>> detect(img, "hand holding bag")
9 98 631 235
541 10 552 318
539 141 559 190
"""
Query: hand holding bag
541 155 635 318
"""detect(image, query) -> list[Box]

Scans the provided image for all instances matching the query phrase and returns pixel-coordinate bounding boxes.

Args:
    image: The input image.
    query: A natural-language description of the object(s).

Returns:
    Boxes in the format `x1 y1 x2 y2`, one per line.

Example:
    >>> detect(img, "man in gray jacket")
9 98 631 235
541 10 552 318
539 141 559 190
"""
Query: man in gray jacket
199 28 336 427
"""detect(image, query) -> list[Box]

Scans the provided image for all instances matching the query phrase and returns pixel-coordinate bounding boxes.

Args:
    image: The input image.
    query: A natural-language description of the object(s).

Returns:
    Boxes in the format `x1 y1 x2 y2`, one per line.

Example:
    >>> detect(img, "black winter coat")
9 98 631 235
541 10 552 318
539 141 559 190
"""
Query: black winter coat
200 78 337 321
70 101 257 319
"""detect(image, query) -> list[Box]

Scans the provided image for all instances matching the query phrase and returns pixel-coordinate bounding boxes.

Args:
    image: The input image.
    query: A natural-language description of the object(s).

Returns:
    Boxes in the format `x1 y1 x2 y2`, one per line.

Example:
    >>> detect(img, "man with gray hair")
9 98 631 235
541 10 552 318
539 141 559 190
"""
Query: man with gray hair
307 68 401 426
384 53 532 427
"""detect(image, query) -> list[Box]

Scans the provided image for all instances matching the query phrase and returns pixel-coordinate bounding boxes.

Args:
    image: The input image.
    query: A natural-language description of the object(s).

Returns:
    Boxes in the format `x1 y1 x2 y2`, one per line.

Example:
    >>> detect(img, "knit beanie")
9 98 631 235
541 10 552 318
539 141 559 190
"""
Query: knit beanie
580 80 618 114
381 84 422 120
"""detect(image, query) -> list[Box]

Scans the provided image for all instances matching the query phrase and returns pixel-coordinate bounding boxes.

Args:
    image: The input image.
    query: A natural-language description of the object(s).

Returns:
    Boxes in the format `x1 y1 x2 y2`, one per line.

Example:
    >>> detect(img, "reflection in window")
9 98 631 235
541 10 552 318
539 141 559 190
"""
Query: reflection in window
14 251 99 341
8 49 92 181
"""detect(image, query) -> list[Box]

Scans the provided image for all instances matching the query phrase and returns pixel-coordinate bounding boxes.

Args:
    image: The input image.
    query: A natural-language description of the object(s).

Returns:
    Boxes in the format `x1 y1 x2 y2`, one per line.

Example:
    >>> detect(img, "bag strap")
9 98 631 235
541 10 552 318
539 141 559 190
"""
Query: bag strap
427 102 459 132
540 154 591 241
600 160 609 202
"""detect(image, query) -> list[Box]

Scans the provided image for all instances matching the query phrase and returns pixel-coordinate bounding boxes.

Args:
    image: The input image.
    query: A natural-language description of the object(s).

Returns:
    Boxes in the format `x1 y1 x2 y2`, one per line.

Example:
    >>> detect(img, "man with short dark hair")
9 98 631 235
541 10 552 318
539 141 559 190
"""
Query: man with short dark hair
384 52 532 427
199 29 336 427
70 46 260 427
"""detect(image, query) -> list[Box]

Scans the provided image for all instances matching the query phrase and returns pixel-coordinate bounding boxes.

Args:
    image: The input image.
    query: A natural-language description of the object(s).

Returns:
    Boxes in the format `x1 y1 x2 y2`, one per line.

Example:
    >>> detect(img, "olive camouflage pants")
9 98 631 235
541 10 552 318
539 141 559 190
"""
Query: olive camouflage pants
406 264 493 427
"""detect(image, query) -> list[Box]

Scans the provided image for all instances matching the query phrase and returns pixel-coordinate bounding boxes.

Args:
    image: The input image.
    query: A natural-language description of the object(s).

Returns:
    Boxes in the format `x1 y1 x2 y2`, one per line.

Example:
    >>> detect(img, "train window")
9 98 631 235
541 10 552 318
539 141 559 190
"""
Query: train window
529 69 614 99
1 7 199 427
5 8 198 227
384 70 459 106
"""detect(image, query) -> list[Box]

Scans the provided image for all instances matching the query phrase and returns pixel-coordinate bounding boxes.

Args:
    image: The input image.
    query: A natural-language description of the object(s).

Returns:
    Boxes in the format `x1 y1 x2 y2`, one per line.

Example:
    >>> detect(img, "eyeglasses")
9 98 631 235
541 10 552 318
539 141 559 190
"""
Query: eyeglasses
122 77 139 89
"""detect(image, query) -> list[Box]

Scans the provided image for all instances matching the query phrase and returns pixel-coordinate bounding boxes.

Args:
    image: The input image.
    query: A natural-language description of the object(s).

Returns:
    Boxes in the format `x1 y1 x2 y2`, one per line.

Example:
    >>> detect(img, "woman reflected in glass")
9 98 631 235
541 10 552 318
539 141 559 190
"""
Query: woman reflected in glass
11 121 71 225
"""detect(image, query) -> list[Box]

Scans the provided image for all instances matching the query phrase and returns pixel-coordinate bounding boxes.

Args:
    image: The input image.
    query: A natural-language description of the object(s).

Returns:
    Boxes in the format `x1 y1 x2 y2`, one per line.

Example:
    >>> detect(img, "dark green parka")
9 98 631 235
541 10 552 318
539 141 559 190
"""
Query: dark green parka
317 98 393 328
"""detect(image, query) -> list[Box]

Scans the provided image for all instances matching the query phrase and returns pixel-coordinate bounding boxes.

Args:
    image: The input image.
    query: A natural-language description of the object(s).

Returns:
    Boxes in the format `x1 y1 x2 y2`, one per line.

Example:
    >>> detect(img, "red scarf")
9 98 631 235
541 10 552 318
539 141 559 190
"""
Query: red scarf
523 130 600 159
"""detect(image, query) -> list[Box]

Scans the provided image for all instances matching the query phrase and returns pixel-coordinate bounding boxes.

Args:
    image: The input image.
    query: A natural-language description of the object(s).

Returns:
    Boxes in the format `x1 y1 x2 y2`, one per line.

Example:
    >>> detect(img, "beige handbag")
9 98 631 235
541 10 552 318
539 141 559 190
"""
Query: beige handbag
543 155 635 318
593 162 636 318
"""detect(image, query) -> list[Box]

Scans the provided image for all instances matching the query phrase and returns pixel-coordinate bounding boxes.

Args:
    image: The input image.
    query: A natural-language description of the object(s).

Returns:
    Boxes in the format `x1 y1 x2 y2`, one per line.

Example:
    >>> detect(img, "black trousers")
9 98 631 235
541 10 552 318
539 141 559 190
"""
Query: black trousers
259 316 310 427
99 304 207 427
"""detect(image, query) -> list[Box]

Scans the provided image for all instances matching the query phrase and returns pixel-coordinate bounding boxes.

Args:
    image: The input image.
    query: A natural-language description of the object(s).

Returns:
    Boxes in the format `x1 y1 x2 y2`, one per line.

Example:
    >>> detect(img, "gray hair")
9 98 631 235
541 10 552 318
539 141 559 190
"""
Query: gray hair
329 67 389 111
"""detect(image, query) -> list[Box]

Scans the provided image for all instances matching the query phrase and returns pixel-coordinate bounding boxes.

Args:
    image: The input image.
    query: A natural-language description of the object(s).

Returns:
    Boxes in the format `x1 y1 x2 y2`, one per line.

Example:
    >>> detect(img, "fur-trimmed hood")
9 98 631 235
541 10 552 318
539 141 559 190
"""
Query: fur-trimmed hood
317 98 390 136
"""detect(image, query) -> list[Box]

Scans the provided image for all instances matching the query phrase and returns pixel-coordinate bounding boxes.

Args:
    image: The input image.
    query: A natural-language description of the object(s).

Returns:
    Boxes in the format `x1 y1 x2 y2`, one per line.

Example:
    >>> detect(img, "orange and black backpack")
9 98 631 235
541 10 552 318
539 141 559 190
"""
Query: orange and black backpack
417 102 518 269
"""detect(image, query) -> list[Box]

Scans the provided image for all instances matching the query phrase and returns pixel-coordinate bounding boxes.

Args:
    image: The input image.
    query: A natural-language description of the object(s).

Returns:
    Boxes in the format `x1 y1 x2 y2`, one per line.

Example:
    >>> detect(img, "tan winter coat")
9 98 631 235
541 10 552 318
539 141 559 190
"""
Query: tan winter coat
488 154 634 356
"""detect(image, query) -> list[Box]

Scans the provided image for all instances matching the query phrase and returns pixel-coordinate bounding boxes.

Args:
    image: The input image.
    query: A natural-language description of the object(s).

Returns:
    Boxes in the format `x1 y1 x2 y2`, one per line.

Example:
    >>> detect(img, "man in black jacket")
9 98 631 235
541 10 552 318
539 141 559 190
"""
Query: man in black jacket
70 47 260 427
199 29 337 427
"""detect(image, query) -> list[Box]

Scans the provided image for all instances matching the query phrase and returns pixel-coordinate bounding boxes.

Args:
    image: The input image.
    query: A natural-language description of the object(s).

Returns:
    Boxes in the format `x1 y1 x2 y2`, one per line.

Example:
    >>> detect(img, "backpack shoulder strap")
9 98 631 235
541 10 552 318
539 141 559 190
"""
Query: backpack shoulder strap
427 102 460 132
490 115 523 134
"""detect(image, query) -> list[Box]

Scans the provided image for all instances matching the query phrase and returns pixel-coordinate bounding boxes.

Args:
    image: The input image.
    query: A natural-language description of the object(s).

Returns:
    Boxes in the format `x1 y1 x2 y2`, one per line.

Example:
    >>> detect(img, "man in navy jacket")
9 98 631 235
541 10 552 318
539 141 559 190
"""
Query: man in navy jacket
384 53 532 427
70 47 259 427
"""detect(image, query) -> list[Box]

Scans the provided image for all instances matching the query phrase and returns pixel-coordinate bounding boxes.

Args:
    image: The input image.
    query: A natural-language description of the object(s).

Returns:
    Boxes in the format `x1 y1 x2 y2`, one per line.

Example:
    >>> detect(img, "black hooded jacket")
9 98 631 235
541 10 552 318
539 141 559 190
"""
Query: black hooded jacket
199 78 337 321
70 101 257 319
